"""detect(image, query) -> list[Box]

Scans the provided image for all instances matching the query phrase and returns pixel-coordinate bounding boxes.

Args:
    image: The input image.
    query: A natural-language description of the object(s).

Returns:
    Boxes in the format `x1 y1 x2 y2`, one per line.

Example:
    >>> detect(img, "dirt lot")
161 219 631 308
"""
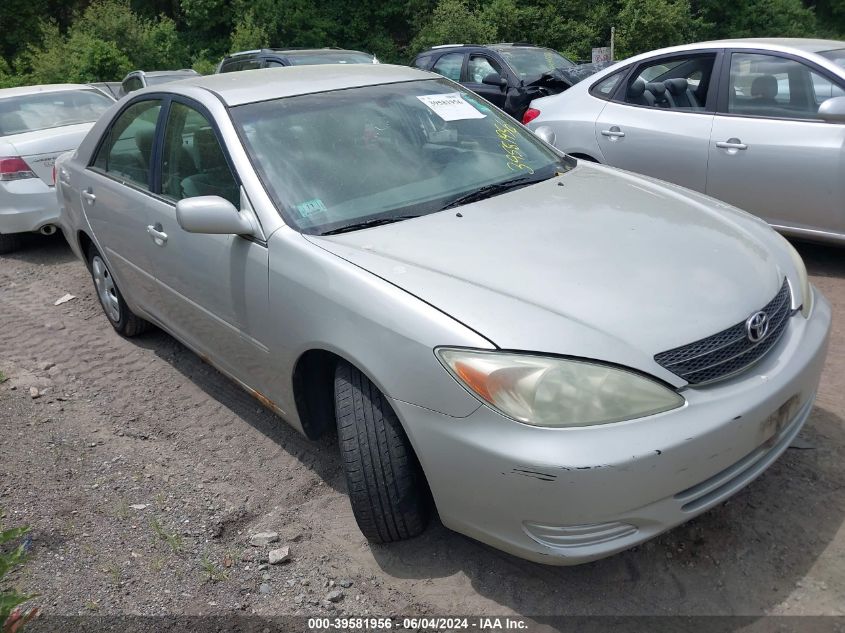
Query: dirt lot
1 234 844 626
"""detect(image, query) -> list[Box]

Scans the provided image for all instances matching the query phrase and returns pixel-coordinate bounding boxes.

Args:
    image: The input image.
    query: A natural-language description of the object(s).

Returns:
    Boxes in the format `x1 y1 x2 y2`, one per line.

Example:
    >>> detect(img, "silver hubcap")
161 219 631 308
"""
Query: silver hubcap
92 256 121 323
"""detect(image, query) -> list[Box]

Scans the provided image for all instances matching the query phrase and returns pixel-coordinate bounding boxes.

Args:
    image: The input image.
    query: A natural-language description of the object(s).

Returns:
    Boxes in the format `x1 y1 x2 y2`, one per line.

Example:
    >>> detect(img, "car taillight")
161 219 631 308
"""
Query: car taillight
522 108 541 125
0 156 36 181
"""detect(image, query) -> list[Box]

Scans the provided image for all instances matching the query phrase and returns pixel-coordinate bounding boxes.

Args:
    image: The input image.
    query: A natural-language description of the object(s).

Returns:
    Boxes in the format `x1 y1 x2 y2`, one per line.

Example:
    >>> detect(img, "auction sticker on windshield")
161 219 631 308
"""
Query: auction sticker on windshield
417 93 486 121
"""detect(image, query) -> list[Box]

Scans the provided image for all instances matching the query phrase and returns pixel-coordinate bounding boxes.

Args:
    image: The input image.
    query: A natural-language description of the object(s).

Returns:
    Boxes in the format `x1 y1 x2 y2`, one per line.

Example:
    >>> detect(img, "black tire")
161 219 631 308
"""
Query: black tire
0 233 23 254
86 244 149 337
334 361 430 543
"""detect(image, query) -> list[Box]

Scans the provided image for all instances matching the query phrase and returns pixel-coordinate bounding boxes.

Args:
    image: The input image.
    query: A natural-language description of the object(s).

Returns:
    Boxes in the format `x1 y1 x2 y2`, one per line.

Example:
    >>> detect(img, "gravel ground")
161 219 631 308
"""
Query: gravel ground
1 234 844 625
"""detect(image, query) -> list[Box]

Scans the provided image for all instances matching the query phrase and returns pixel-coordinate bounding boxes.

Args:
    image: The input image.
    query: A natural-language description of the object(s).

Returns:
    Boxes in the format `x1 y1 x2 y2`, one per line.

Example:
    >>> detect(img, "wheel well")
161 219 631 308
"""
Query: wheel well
292 349 343 440
77 231 94 268
569 152 599 163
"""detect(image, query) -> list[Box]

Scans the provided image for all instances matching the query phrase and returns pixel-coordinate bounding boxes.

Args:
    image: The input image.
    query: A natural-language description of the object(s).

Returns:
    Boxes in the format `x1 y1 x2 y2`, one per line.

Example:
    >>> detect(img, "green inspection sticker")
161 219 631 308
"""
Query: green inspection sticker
296 199 327 218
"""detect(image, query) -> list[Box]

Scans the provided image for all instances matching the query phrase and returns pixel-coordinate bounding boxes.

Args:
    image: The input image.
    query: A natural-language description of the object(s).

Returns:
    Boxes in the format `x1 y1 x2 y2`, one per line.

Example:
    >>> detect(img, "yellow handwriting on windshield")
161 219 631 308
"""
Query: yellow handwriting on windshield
495 120 535 174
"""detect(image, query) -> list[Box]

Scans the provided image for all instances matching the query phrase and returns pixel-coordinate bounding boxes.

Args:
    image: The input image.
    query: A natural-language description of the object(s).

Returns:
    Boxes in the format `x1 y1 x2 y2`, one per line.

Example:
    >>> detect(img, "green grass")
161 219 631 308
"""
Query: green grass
0 371 7 383
199 553 228 583
149 518 183 554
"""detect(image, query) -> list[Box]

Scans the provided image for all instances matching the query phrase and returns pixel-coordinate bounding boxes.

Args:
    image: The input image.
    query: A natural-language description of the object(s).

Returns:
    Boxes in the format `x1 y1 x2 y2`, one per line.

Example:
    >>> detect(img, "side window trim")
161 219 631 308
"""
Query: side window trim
87 94 169 193
716 48 845 121
604 49 723 113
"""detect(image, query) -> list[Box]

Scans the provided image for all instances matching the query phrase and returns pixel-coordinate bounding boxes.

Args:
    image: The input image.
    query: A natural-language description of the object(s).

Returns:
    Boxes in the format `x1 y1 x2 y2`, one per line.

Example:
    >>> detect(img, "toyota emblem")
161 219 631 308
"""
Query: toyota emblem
746 311 770 343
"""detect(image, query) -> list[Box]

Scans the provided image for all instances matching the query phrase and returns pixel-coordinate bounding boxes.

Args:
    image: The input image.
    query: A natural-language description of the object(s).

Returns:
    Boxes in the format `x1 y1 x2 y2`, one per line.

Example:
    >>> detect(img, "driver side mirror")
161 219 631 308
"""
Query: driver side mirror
482 72 508 88
176 196 255 236
818 96 845 123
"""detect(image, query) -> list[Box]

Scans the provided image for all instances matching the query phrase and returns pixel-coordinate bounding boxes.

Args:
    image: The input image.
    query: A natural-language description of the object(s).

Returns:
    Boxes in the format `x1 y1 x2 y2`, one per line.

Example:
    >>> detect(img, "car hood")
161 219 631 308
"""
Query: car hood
306 163 790 385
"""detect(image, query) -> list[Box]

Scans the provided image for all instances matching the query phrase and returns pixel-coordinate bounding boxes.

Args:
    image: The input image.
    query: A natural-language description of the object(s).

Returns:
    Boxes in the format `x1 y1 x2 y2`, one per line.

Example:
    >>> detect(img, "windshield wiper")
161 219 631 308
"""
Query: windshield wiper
439 175 548 211
320 215 420 236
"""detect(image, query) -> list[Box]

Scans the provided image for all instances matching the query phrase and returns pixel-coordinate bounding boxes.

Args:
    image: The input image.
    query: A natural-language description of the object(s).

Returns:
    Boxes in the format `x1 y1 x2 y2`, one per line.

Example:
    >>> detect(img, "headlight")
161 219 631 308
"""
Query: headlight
436 348 684 428
784 240 813 318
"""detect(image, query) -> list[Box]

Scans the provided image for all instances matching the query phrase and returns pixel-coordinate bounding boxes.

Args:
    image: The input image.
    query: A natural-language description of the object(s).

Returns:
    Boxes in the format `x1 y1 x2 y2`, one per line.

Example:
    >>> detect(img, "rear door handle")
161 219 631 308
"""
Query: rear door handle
146 224 168 245
601 126 626 138
81 189 96 203
716 140 748 150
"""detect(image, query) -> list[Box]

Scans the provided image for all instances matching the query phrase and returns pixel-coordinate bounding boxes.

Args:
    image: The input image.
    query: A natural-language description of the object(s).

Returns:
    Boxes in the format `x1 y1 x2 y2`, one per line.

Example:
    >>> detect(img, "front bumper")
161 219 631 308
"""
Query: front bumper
0 178 59 234
393 290 831 565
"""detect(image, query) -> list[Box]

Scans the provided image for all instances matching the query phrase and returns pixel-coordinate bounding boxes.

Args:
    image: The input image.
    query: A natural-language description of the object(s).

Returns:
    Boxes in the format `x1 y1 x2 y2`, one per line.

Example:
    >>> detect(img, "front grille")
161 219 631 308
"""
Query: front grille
655 279 792 385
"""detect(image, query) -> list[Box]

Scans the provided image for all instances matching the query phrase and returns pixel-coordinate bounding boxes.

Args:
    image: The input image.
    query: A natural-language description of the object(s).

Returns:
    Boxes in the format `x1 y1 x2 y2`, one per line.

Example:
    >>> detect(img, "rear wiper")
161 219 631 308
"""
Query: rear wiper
439 175 547 211
320 215 420 236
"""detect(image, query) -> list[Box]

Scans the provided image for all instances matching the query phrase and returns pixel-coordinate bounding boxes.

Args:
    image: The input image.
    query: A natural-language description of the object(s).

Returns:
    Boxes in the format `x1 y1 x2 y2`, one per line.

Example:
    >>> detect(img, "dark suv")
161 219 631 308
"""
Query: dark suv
412 43 608 120
217 48 377 73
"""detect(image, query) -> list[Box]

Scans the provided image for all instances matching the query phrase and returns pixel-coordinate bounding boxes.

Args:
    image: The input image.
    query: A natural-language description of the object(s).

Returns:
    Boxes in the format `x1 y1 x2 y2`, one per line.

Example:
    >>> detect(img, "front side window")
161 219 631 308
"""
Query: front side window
161 102 239 208
493 47 574 80
728 52 845 119
431 52 464 82
467 55 503 83
92 99 161 189
624 54 715 110
0 89 113 136
231 79 570 235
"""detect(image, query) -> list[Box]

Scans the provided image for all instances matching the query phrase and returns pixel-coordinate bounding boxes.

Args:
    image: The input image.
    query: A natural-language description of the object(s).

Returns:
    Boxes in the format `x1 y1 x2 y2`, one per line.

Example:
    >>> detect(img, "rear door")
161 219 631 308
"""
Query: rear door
595 51 721 192
707 49 845 237
81 98 163 308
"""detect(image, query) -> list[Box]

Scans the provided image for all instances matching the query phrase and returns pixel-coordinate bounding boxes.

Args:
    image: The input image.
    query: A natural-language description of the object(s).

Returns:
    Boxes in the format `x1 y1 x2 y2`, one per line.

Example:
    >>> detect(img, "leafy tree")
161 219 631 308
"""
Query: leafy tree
411 0 498 54
615 0 702 58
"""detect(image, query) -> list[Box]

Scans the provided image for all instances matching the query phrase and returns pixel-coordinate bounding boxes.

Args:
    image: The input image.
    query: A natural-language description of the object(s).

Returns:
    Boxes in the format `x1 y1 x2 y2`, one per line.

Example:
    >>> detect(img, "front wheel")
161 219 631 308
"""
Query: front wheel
86 244 148 337
334 361 430 543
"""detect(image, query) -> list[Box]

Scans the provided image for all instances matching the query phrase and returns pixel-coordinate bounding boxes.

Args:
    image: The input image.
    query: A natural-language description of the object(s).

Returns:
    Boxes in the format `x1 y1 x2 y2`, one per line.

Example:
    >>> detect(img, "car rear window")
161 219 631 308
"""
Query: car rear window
0 89 113 137
287 52 375 65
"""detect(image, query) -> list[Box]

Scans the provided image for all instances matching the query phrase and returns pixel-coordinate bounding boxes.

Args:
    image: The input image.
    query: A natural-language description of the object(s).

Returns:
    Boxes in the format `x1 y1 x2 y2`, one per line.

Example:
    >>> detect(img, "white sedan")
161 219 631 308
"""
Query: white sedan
525 38 845 245
1 84 113 252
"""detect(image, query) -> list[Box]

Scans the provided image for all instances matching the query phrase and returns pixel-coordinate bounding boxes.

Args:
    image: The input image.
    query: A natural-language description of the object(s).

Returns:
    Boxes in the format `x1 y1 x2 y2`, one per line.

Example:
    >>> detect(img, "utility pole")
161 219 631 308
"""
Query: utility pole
610 26 615 61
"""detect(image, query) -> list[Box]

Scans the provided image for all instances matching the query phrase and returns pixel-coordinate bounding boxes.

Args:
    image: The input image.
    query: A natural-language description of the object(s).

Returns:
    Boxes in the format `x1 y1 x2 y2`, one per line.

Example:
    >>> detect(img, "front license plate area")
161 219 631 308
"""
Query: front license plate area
760 394 801 448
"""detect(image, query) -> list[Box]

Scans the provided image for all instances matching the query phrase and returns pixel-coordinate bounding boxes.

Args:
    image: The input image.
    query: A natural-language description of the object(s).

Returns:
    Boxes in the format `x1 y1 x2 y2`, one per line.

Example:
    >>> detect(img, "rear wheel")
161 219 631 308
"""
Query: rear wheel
86 244 148 337
0 233 23 254
334 361 430 543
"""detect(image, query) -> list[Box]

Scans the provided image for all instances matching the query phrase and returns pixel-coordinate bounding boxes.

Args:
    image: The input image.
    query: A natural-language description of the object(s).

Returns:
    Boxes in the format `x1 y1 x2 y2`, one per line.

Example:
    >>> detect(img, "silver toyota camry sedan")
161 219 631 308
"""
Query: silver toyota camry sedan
525 38 845 245
57 64 830 565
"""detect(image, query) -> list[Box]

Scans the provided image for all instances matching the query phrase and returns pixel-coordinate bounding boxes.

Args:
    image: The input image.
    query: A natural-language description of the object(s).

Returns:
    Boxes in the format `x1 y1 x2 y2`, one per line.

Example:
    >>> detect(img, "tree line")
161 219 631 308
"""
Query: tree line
1 0 843 87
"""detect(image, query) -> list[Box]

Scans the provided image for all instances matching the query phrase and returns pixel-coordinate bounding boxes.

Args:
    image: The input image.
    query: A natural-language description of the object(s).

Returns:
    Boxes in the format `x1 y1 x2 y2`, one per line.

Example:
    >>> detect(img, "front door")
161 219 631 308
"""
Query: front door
595 52 720 192
707 50 845 237
463 53 509 110
145 98 271 391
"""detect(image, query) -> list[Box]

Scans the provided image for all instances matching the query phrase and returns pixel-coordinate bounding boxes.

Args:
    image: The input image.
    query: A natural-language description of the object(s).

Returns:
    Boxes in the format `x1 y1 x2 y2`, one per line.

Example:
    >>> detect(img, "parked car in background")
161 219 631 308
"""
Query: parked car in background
412 43 610 120
0 83 113 252
525 38 845 245
217 48 377 73
57 64 829 565
89 81 122 99
120 69 200 97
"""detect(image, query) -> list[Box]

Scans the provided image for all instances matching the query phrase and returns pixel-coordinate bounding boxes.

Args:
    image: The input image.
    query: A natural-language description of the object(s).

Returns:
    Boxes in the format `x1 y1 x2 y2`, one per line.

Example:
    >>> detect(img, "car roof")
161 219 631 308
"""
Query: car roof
126 69 199 78
175 63 434 106
226 48 371 58
697 37 844 53
0 83 102 99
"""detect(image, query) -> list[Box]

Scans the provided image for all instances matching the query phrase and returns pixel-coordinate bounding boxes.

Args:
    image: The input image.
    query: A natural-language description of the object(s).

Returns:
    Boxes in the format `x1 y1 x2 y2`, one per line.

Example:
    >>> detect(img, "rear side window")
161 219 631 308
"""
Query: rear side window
623 54 716 111
122 77 144 93
590 70 625 100
92 100 162 189
161 102 239 208
431 52 464 82
413 55 433 70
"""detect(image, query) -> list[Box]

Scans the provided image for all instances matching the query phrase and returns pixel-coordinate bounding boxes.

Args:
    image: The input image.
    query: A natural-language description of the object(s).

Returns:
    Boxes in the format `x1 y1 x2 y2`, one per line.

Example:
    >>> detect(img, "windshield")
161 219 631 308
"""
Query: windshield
494 47 575 79
819 48 845 70
0 89 112 136
231 79 568 234
288 52 375 66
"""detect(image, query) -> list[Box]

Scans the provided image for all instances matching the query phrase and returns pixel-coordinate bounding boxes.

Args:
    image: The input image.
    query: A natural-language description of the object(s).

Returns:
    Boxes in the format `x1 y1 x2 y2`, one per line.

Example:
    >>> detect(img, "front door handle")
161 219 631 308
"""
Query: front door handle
81 189 96 204
601 126 626 139
716 139 748 150
146 224 168 245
